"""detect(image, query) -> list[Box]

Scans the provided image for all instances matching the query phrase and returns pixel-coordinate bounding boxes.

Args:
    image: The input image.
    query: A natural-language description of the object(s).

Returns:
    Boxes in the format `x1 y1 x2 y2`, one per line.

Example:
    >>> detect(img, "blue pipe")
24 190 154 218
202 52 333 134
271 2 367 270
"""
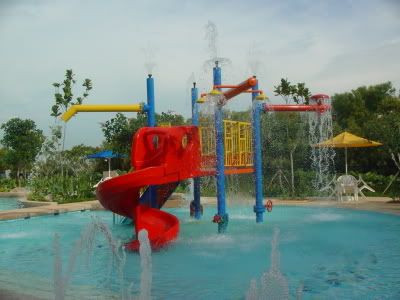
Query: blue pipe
213 62 228 233
146 75 156 127
191 83 202 219
146 74 157 208
252 81 265 222
191 84 199 126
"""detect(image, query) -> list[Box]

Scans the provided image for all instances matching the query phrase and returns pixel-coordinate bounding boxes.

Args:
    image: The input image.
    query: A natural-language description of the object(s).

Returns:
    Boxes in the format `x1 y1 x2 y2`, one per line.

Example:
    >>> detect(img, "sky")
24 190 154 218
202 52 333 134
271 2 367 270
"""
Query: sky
0 0 399 148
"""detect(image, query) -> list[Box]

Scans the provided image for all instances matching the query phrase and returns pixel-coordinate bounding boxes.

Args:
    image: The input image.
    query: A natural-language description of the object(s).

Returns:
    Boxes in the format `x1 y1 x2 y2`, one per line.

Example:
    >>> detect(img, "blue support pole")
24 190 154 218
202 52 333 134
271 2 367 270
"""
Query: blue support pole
191 83 202 219
252 79 265 222
213 62 228 233
146 75 156 127
191 83 199 126
146 74 157 208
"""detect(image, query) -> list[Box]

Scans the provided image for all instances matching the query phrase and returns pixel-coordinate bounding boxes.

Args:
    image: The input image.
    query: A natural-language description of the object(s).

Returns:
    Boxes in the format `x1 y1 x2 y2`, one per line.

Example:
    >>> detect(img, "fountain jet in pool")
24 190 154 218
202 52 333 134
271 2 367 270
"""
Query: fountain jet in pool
246 228 290 300
53 217 126 299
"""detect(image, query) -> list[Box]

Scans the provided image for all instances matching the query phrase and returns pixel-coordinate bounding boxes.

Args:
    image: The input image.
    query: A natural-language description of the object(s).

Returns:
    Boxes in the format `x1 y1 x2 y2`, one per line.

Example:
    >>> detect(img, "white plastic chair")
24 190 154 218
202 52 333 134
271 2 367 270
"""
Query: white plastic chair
336 175 359 202
357 175 375 199
320 175 337 199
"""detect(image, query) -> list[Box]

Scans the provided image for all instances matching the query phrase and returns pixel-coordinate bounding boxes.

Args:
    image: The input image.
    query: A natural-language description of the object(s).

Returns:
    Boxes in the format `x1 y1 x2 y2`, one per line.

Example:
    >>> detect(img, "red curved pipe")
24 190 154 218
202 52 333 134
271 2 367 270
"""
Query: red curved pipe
214 85 239 89
243 89 264 93
263 104 330 113
222 77 258 101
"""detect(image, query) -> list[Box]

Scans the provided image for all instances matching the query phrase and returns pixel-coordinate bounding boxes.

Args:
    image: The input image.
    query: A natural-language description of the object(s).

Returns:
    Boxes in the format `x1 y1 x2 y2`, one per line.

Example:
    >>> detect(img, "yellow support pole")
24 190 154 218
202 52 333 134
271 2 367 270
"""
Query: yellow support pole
61 104 143 122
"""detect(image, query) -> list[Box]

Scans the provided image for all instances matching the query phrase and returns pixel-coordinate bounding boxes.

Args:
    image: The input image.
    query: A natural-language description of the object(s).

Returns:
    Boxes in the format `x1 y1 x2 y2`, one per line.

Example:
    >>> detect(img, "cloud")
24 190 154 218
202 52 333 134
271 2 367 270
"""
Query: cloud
312 39 400 95
0 0 399 147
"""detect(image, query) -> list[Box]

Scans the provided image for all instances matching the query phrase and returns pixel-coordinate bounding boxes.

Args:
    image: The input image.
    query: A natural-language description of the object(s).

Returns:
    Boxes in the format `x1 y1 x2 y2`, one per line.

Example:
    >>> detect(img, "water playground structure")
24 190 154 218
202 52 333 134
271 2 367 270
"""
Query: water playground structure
62 61 331 250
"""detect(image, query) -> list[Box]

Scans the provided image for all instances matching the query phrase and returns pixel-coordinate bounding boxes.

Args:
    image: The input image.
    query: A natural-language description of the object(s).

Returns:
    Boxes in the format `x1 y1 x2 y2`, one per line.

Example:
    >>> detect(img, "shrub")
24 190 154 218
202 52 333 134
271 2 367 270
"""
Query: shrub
0 178 17 192
28 173 100 203
387 176 400 201
350 171 393 195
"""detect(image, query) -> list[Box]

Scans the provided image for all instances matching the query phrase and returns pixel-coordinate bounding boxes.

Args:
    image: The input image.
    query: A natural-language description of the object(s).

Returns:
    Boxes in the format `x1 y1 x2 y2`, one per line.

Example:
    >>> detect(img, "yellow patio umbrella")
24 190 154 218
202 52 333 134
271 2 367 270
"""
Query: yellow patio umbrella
315 131 382 174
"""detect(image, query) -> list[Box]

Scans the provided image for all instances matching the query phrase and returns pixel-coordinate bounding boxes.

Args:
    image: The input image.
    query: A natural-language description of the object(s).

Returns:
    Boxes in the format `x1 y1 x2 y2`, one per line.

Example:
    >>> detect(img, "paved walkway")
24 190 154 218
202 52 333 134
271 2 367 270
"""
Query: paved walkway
267 197 400 215
0 193 103 221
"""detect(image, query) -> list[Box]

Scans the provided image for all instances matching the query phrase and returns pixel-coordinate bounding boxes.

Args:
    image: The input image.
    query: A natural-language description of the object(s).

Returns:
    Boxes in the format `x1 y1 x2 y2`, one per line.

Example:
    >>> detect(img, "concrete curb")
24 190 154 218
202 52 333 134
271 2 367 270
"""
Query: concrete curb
0 200 103 221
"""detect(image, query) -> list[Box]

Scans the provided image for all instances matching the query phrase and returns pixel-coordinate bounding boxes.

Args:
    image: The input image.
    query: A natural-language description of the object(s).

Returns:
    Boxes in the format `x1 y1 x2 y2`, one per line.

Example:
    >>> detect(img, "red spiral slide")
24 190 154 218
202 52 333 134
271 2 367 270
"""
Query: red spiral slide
96 126 202 250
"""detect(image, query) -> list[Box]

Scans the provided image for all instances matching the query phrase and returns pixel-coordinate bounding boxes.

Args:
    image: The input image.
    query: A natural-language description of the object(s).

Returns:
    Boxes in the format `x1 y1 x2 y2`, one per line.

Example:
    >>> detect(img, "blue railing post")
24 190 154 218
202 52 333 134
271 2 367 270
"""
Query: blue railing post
147 74 157 208
252 79 265 222
146 74 156 127
191 83 202 219
213 61 228 233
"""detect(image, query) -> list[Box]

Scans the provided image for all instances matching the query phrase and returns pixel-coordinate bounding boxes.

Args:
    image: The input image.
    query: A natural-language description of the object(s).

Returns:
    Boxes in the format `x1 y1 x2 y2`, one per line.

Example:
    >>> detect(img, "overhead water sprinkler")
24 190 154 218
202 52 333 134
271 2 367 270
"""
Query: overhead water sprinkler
309 93 329 105
255 93 268 101
210 89 222 95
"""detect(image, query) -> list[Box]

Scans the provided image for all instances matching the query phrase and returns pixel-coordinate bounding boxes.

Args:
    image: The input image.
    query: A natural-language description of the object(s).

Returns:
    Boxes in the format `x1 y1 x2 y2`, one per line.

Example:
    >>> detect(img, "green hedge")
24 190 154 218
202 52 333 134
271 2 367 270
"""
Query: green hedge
28 173 100 203
352 171 400 199
0 178 17 192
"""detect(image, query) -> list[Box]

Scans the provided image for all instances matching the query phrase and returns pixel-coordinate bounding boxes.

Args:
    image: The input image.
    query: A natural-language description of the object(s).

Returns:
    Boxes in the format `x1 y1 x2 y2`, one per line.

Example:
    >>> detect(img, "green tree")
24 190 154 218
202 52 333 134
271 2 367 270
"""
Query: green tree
332 82 395 132
274 78 292 104
363 96 400 196
33 127 100 179
224 108 251 122
30 128 101 203
261 112 310 196
51 70 92 147
51 70 93 119
271 78 312 194
293 82 312 104
33 125 62 177
332 82 398 175
0 148 8 172
0 118 44 184
63 144 101 176
101 113 147 156
51 69 92 175
158 111 185 126
274 78 311 104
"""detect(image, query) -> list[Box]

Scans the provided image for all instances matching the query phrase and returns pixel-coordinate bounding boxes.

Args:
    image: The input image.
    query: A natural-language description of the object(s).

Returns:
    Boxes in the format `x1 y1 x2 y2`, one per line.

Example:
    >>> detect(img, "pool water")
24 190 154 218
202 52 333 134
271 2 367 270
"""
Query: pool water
0 197 22 210
0 205 400 299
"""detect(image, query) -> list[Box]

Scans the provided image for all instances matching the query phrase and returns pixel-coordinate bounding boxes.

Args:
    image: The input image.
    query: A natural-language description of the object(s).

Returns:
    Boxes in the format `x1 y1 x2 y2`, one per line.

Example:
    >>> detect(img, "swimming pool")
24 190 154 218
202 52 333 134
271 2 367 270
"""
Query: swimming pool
0 197 22 211
0 205 399 299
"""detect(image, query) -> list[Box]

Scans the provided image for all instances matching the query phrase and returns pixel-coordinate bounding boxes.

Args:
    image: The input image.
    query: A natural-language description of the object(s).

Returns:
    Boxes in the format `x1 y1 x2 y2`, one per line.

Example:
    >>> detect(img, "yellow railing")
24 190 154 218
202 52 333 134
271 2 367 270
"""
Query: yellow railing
223 120 253 167
199 120 253 168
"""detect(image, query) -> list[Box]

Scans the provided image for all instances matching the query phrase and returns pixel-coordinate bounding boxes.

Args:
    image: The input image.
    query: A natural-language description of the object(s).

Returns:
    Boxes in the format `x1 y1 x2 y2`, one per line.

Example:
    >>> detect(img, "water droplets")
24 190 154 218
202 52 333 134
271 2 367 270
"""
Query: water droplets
138 230 152 300
306 101 336 191
246 228 290 300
